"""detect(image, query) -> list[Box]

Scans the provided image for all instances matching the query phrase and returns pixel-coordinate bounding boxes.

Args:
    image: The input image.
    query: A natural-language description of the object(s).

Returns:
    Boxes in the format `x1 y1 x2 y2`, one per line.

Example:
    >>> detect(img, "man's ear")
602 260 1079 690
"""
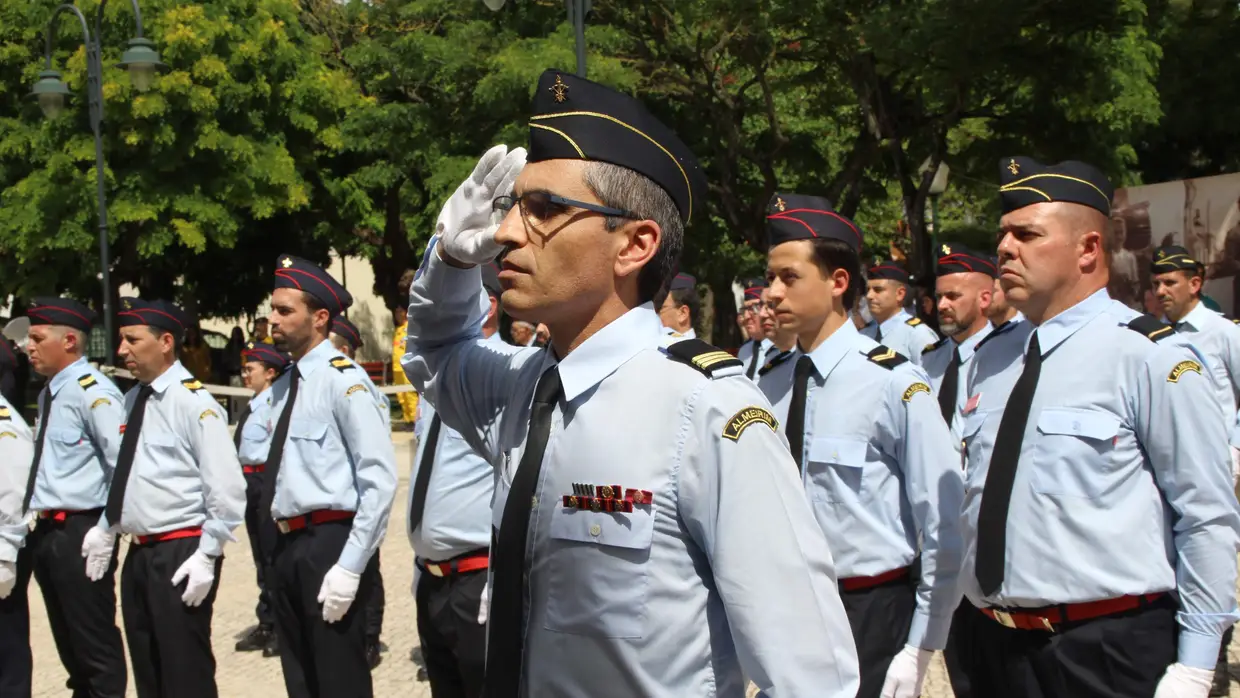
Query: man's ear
614 219 661 281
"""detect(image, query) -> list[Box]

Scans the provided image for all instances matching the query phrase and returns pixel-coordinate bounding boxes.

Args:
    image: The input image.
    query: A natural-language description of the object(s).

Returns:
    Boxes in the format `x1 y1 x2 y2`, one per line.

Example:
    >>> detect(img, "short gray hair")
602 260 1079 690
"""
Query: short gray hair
51 326 87 353
583 161 683 303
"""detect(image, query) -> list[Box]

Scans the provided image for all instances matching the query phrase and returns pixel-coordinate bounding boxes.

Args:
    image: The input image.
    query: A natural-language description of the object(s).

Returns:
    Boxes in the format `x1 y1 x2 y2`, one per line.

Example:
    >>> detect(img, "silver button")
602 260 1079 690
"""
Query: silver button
589 524 602 537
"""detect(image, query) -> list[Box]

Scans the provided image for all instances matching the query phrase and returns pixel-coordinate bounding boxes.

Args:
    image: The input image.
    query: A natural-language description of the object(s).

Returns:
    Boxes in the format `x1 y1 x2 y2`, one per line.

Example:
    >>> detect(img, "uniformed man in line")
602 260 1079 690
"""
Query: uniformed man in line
233 342 291 657
655 272 700 339
755 289 796 377
90 298 245 697
403 70 859 697
22 298 128 697
736 278 776 379
0 394 34 696
861 261 940 365
265 255 397 698
406 262 504 698
1149 244 1240 696
759 193 964 698
955 157 1240 697
329 315 388 670
985 255 1024 327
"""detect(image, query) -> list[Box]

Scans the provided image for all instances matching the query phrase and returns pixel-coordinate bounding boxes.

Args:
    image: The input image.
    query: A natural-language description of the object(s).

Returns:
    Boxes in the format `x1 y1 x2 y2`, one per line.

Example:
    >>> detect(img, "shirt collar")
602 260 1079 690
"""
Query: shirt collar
1174 300 1213 332
296 338 336 378
879 309 911 335
806 319 861 379
955 321 994 363
49 356 90 395
1029 288 1111 356
251 385 272 408
149 361 191 394
552 304 664 403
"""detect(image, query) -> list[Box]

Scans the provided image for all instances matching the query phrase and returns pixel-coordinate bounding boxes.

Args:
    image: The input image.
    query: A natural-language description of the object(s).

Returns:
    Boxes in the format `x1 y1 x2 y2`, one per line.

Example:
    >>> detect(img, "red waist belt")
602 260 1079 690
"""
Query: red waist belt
419 552 489 578
242 464 265 474
840 566 911 592
276 509 354 534
37 508 103 523
134 527 202 546
980 592 1167 632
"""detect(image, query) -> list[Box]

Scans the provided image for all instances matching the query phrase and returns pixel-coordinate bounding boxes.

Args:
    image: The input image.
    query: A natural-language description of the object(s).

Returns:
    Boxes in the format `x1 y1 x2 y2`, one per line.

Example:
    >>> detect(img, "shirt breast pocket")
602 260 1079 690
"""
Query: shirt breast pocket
144 432 177 451
1030 408 1121 499
241 421 268 443
48 427 83 447
807 437 869 503
543 505 656 639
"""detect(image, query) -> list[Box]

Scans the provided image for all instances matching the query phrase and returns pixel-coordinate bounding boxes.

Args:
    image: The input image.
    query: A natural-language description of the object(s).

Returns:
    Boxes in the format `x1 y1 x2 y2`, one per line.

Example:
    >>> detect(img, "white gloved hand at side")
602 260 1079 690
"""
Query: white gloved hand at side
170 551 217 607
1153 663 1214 698
436 144 528 266
1229 445 1239 486
317 564 361 623
0 560 15 599
880 644 933 698
80 526 116 582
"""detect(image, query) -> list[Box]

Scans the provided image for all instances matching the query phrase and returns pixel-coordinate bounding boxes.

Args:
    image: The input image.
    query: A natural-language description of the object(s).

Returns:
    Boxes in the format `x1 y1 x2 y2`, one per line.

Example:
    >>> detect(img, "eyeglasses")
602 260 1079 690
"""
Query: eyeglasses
493 191 640 229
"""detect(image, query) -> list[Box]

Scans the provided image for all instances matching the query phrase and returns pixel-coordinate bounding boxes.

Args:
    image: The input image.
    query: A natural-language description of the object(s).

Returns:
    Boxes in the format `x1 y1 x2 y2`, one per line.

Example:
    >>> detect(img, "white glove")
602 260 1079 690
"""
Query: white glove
1153 663 1214 698
435 144 528 266
1229 445 1239 485
80 526 116 582
880 644 933 698
478 578 489 625
170 551 217 607
317 564 361 623
0 561 15 600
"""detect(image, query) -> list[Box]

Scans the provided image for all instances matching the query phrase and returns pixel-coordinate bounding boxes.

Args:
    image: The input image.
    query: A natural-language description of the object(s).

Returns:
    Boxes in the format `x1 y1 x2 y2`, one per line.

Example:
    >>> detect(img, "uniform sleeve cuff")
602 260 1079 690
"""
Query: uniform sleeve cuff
1178 629 1224 670
197 533 225 557
906 609 951 651
0 535 20 563
337 543 371 575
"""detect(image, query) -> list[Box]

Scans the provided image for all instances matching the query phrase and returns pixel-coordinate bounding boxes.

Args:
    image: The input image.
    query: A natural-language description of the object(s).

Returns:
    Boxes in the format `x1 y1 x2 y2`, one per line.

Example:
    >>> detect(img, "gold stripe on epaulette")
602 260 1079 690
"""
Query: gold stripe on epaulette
870 348 897 363
997 185 1051 202
530 123 585 158
1001 173 1110 209
1147 325 1174 341
692 351 737 369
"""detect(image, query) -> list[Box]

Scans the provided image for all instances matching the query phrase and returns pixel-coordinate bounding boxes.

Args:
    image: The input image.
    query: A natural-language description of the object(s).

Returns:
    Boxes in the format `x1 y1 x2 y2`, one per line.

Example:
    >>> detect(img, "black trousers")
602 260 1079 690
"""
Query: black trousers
956 597 1178 697
121 536 222 698
942 600 975 698
29 511 127 698
242 471 275 628
415 565 488 698
365 551 384 642
272 521 377 698
840 578 916 698
0 545 33 698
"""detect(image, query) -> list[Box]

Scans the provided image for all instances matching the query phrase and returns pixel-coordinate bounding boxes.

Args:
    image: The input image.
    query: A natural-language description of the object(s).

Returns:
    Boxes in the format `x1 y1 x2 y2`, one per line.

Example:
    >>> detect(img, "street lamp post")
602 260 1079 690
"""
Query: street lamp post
484 0 591 78
924 160 951 272
29 1 166 364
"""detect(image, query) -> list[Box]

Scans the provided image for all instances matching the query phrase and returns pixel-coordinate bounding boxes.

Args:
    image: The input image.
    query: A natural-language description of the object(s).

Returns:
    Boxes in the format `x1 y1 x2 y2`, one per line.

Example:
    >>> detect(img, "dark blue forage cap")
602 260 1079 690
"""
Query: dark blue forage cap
26 297 96 333
330 316 363 351
766 193 863 251
116 297 189 335
669 273 696 291
273 254 353 315
868 261 909 283
936 243 998 278
1149 245 1200 274
242 341 291 371
998 157 1114 216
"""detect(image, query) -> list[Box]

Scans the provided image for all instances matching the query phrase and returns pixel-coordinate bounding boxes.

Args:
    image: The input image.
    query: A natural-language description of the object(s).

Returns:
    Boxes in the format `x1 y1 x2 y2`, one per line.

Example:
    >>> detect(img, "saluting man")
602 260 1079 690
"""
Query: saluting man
0 394 34 696
655 272 700 339
265 255 397 698
956 157 1240 697
233 342 291 658
90 298 245 697
22 297 128 697
862 262 940 365
760 193 965 698
403 70 859 697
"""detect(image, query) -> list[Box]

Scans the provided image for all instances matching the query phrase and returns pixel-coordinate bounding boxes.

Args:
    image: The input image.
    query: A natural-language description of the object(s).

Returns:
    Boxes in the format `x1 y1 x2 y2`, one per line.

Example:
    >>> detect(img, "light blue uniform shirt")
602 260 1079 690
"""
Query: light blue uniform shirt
860 309 940 365
267 339 397 574
758 320 965 650
961 289 1240 669
921 320 996 446
0 396 33 562
237 387 275 466
405 332 504 561
402 246 859 698
661 326 696 340
109 362 246 557
28 357 125 513
1168 301 1240 446
736 337 774 379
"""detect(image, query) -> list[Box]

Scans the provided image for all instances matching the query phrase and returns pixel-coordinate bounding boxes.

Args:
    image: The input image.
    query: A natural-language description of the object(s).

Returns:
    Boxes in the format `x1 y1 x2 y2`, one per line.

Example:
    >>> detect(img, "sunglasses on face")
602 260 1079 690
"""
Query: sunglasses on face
493 191 641 228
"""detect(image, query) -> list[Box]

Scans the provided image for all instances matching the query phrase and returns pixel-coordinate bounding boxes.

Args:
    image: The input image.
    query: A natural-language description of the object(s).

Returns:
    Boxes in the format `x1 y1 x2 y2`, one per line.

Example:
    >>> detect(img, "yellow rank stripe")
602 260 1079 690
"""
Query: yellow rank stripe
902 382 931 402
78 375 96 388
0 407 9 418
722 407 778 441
691 351 736 370
1167 360 1202 383
1147 325 1174 341
870 348 897 363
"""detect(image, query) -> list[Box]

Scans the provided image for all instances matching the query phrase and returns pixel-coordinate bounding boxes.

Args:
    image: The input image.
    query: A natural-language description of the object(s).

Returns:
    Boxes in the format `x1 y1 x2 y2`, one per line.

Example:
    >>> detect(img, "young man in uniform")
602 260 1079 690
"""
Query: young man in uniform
736 278 775 379
23 298 128 697
233 342 291 657
403 70 859 697
655 272 700 339
760 193 965 698
265 256 397 698
405 263 504 698
96 297 246 697
956 157 1240 696
862 261 940 365
0 393 34 696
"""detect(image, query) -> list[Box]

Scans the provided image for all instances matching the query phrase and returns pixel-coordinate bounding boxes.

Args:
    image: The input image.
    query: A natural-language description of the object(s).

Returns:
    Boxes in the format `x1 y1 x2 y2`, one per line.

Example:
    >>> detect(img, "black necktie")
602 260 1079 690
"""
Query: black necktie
407 414 443 535
259 366 300 519
233 402 253 450
745 341 762 379
874 324 883 343
105 384 155 526
22 390 54 513
484 366 562 698
938 347 960 426
785 356 815 472
975 331 1042 595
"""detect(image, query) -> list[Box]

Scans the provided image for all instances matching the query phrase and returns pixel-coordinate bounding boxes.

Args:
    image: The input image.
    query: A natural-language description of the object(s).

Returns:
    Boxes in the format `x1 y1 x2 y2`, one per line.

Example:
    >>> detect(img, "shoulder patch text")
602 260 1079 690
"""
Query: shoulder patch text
902 382 932 402
1168 360 1203 383
722 407 778 441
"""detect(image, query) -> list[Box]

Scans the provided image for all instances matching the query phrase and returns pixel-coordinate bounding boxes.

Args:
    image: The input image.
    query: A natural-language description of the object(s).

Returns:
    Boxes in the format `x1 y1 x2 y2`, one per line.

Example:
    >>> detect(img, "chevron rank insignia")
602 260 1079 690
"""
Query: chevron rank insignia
866 345 909 369
905 317 923 326
330 357 355 372
664 338 743 378
78 374 97 389
722 407 778 441
181 379 205 392
1125 314 1174 342
1168 360 1203 383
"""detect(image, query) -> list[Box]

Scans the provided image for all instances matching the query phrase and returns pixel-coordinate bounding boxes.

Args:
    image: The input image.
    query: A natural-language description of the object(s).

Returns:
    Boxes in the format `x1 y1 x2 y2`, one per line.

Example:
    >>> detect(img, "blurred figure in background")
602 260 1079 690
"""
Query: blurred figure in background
392 269 419 428
181 326 213 383
509 321 537 347
250 318 273 345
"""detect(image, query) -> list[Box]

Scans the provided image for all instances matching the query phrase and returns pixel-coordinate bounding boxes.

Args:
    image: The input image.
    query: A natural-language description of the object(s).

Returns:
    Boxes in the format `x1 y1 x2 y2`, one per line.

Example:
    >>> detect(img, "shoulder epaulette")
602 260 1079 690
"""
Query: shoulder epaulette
181 378 205 392
1232 317 1239 325
329 356 356 372
664 338 743 378
757 350 795 377
1125 314 1174 342
975 318 1020 352
78 373 97 389
923 336 950 355
0 406 10 420
905 316 923 327
866 345 909 370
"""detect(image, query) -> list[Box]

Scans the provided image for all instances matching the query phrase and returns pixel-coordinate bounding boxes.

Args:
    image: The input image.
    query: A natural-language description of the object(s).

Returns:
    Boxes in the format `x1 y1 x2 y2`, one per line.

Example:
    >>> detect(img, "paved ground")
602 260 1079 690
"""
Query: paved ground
24 432 1240 696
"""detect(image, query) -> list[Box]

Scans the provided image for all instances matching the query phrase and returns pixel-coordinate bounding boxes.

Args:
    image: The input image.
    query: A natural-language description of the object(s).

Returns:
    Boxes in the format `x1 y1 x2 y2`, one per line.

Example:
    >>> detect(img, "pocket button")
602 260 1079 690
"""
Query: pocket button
589 524 601 537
